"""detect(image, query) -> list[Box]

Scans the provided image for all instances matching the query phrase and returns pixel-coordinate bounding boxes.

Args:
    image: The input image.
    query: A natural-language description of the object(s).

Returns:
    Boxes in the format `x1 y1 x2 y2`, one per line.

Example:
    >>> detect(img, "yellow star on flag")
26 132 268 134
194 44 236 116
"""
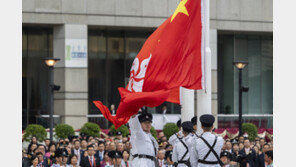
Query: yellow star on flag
170 0 189 22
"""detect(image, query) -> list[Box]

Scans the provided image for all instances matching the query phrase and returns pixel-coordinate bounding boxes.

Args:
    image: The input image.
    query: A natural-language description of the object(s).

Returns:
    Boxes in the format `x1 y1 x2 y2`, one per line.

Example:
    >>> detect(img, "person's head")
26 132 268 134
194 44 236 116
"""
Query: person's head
253 145 260 154
69 154 78 165
122 137 128 143
181 121 194 137
238 142 244 150
115 131 123 140
263 143 270 153
55 148 68 165
165 144 173 151
110 142 116 151
200 114 215 132
238 136 245 143
125 141 132 151
87 145 95 156
36 152 43 163
105 140 111 150
233 143 239 152
44 139 50 147
260 138 266 146
73 140 80 150
81 139 87 149
30 155 39 166
157 149 165 160
138 113 153 133
98 142 105 152
162 105 167 111
110 104 115 110
104 151 110 161
165 151 174 165
158 132 165 139
191 116 197 132
220 151 231 165
122 150 130 161
176 119 182 131
265 151 273 164
108 151 123 166
116 142 124 152
48 142 56 153
31 136 38 144
37 144 46 155
30 143 38 153
244 139 251 148
225 141 232 150
160 136 167 142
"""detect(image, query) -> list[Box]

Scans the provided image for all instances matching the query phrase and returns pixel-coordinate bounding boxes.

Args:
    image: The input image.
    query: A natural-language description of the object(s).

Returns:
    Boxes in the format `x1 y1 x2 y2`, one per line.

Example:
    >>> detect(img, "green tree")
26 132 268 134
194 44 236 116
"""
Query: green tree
109 125 130 137
80 122 101 137
23 124 47 142
163 123 179 139
242 123 258 141
150 126 157 139
55 124 75 139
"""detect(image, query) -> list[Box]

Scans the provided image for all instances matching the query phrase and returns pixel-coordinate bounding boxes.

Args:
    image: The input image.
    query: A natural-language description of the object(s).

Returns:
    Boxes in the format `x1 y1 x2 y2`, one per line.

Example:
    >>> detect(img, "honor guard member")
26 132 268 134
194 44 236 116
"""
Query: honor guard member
172 121 194 167
190 114 224 167
129 112 159 167
168 119 183 147
191 116 199 139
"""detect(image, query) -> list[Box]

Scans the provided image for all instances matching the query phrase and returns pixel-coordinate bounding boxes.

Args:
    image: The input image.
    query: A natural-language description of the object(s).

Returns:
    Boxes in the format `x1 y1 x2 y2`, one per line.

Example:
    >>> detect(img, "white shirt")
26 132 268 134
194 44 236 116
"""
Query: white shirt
168 131 183 147
190 132 224 167
74 148 81 164
158 159 165 167
129 115 158 167
245 148 250 154
172 134 194 167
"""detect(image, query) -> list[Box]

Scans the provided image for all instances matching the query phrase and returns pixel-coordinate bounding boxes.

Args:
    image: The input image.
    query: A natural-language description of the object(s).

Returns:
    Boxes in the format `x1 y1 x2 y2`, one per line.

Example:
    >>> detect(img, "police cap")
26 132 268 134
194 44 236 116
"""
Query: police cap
181 121 194 133
191 116 197 125
200 114 215 127
138 112 153 123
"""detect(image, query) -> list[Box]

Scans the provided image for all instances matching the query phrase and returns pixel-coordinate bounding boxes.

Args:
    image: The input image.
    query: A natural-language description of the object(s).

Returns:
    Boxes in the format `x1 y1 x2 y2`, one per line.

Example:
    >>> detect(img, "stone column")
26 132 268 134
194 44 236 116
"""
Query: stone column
53 24 88 130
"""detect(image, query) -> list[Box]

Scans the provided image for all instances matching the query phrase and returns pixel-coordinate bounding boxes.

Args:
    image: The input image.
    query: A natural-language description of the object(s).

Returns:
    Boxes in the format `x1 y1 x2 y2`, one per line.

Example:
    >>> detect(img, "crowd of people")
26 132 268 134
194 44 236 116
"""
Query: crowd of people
22 114 273 167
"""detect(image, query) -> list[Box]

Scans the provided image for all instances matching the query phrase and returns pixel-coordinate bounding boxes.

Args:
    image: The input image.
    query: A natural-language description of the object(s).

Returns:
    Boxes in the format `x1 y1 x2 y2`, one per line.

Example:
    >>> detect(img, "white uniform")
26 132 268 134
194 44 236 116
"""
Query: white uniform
129 115 158 167
172 134 194 167
190 132 224 167
168 131 183 146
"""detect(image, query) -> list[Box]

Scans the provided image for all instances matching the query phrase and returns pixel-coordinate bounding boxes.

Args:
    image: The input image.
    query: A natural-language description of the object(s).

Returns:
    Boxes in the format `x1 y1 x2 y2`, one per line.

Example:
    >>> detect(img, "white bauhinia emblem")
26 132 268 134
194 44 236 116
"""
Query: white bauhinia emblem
127 54 152 92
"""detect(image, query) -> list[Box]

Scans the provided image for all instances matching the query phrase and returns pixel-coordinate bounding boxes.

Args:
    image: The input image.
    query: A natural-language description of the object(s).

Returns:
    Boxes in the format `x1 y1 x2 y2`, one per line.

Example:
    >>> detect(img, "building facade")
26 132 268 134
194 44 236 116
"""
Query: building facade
22 0 273 130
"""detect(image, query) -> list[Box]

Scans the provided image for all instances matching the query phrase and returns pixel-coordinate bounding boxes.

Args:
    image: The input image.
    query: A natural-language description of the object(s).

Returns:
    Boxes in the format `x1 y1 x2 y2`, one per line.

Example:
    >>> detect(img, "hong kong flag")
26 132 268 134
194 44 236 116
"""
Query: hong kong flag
94 0 205 128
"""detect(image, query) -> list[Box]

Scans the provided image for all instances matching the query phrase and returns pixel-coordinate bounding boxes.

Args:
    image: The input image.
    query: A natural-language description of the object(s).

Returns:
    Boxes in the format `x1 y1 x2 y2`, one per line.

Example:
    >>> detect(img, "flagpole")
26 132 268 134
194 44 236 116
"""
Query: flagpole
181 87 195 122
196 0 212 134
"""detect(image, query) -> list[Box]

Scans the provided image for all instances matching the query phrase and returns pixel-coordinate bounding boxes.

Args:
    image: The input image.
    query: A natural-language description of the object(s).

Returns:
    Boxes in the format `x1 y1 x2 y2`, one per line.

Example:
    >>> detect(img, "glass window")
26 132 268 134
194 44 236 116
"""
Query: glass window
218 33 273 128
22 27 53 130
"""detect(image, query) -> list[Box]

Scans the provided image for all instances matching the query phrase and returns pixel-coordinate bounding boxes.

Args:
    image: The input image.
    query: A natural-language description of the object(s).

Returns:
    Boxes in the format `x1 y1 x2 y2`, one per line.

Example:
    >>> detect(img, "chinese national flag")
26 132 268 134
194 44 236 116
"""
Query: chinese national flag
94 0 204 128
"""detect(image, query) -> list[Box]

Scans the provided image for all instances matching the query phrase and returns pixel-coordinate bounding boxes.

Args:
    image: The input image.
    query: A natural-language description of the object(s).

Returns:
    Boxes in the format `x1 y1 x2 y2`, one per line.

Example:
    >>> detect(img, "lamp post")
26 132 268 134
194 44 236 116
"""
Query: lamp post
233 61 249 136
44 58 60 141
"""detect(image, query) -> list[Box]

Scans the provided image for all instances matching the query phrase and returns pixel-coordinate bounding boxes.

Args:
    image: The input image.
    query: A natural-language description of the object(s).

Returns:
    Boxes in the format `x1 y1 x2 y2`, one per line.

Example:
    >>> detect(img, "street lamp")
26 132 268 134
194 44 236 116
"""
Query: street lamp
43 57 60 141
233 61 249 136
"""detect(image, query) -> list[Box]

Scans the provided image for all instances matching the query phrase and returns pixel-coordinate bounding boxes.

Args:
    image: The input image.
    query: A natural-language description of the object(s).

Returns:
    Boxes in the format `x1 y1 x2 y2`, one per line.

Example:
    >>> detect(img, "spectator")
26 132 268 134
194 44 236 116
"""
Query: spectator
78 139 86 151
45 142 56 158
157 149 166 167
109 142 116 151
164 150 174 167
108 151 123 167
96 141 105 161
101 151 111 167
30 155 39 167
265 151 273 167
259 138 266 148
238 139 257 167
80 145 100 167
238 142 244 151
72 140 83 165
44 138 51 150
68 154 80 167
116 142 124 153
121 150 131 167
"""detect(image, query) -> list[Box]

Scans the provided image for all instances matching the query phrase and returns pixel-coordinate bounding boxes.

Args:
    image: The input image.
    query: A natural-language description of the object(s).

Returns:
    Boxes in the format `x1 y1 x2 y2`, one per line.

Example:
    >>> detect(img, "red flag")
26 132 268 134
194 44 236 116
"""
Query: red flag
94 0 204 128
